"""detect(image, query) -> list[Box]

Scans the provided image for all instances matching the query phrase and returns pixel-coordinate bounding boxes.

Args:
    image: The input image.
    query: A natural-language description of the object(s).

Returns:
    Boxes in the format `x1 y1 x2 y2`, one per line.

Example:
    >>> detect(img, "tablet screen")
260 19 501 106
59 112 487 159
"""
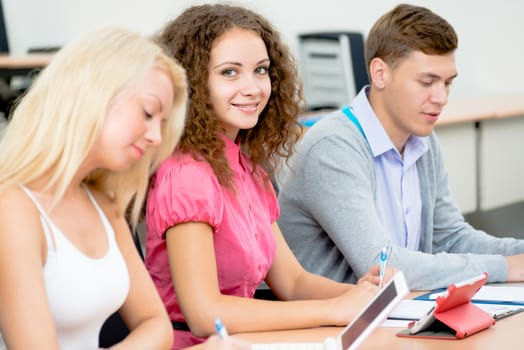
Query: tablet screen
340 272 408 350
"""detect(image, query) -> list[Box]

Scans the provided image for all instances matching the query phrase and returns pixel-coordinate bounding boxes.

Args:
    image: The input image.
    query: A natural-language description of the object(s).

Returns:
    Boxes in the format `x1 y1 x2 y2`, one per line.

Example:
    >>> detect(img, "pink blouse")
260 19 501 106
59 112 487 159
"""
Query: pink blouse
145 136 278 349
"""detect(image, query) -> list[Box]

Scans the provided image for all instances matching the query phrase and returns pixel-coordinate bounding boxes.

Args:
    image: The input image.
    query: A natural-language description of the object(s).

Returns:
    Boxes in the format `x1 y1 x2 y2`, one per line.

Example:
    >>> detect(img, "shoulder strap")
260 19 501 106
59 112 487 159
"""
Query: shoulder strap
82 183 118 248
341 105 367 141
19 185 57 250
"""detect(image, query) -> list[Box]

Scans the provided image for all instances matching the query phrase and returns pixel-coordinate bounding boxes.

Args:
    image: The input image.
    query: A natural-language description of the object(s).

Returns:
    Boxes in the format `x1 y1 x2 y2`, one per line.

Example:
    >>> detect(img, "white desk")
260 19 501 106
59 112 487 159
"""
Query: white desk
479 116 524 210
434 122 477 213
231 312 524 349
437 95 524 212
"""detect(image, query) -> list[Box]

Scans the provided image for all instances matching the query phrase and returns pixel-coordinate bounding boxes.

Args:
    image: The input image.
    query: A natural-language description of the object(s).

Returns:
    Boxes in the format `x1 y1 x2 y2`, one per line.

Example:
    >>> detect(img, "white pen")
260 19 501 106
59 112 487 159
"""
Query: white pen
379 245 390 288
214 317 229 339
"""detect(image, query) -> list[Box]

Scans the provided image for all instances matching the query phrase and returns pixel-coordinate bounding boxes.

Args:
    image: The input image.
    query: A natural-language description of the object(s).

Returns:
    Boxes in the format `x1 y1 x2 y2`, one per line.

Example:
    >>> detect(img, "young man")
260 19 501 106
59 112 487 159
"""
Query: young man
278 3 524 290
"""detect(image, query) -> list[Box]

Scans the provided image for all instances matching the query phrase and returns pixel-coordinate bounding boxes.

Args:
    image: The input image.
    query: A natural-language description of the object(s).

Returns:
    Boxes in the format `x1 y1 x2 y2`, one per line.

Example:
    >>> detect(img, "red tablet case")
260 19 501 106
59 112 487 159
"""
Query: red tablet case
397 272 496 339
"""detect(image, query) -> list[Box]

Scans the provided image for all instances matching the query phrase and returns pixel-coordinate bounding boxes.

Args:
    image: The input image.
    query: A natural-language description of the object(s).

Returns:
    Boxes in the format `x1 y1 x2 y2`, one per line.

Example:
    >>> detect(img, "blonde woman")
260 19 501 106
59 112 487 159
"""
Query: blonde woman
0 27 189 350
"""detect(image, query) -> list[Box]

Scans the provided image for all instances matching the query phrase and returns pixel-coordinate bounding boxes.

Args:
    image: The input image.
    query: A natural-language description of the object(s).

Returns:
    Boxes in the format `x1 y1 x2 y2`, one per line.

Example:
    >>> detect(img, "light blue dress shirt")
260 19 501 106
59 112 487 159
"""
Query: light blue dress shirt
349 87 428 249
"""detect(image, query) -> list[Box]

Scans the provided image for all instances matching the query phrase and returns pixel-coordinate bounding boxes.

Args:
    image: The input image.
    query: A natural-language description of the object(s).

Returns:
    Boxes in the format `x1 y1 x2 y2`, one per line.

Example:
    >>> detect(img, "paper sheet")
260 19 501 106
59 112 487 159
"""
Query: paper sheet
380 300 434 328
428 285 524 304
473 285 524 303
387 299 435 320
381 319 412 328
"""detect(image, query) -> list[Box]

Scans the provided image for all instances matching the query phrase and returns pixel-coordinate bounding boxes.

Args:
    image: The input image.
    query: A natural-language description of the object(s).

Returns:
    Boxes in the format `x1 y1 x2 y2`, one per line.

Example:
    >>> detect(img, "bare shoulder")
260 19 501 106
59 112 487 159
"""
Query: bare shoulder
0 186 40 224
0 185 31 205
0 186 44 251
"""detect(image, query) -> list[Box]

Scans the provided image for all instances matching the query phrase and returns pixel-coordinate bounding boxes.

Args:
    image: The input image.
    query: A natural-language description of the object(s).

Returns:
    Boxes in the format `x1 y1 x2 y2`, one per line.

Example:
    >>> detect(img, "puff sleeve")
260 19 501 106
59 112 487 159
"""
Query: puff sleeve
146 155 224 239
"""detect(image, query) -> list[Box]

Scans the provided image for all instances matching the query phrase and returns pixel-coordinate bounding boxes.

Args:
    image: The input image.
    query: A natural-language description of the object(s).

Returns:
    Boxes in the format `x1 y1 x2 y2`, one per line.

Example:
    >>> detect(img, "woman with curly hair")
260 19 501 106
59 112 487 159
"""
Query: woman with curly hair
145 4 385 349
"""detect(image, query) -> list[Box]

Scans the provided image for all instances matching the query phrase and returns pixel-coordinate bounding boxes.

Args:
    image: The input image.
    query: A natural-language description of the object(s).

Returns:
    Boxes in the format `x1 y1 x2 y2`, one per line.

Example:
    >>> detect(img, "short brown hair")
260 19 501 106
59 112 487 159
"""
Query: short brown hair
365 4 458 70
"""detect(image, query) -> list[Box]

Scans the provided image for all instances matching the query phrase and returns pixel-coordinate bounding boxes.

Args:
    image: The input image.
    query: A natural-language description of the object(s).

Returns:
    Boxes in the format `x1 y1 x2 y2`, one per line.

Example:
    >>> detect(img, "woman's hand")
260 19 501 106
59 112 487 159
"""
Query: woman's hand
359 264 398 286
325 281 378 326
202 335 251 349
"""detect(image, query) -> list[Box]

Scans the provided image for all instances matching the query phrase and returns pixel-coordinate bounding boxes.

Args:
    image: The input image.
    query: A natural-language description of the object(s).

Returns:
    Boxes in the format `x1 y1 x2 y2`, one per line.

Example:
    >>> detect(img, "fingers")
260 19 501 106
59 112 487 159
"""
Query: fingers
204 335 251 350
361 265 399 286
367 264 381 276
358 271 374 284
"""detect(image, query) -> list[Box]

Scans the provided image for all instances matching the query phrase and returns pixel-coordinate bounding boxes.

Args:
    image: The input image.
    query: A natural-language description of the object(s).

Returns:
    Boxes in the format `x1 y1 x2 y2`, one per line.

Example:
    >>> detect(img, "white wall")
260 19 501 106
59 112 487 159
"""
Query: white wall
3 0 523 99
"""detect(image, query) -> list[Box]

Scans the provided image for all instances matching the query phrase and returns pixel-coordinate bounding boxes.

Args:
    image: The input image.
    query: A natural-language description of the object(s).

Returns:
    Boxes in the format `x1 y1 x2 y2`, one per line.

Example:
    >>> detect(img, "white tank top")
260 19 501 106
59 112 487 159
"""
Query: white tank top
0 185 130 350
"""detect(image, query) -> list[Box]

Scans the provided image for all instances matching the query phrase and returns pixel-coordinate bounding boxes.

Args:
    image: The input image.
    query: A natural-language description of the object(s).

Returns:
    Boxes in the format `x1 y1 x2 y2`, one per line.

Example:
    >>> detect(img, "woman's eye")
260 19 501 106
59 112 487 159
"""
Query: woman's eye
144 110 153 119
222 69 237 77
256 66 269 75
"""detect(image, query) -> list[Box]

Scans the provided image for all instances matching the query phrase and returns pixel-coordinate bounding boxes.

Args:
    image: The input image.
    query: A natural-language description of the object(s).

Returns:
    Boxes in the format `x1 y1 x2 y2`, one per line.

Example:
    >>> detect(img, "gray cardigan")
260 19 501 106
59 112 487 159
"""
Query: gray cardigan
278 110 524 290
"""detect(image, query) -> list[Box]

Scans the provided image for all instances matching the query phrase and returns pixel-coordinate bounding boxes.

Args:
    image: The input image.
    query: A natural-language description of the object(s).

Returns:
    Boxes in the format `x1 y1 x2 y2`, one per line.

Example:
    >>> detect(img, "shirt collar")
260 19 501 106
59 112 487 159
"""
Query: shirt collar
350 86 428 162
221 134 250 173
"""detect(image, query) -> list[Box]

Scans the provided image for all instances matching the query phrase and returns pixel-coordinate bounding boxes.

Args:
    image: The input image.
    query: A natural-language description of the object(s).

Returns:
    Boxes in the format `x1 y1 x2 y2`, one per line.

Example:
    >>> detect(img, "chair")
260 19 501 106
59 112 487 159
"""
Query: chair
0 0 59 118
0 0 17 118
298 32 368 110
254 287 279 301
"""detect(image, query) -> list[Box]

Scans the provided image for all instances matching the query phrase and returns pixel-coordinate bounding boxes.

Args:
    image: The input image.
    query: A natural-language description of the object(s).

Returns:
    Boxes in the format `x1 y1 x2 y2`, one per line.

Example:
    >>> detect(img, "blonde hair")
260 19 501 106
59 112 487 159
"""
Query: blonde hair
0 27 187 228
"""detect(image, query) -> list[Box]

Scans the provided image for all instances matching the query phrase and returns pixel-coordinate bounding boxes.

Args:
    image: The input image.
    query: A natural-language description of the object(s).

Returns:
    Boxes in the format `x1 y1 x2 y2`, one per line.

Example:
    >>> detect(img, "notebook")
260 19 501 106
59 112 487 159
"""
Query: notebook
251 271 409 350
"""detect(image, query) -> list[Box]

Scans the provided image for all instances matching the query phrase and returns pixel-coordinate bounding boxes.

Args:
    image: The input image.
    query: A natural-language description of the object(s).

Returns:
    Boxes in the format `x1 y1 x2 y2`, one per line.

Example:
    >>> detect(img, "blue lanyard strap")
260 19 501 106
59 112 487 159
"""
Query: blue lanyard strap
341 105 367 141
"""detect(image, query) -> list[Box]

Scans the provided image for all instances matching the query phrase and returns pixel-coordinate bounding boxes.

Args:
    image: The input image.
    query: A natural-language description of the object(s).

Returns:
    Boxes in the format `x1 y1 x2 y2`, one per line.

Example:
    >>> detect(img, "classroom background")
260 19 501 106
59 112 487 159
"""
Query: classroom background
5 0 523 99
3 0 524 238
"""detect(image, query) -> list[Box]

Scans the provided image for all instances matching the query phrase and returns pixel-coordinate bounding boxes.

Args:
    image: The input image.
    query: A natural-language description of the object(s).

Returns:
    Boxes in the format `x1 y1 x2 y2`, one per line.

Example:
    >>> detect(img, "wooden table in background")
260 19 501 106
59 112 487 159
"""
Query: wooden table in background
0 53 53 79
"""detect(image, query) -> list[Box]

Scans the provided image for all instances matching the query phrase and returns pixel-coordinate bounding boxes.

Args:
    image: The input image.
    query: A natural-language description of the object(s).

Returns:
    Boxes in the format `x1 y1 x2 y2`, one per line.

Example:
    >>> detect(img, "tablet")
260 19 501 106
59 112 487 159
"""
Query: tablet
338 270 409 349
408 272 488 334
252 271 410 350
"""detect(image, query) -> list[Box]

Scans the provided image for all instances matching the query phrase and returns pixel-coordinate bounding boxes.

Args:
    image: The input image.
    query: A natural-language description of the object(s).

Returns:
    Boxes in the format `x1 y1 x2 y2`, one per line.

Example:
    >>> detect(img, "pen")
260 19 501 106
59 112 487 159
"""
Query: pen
379 245 391 288
214 317 229 339
493 308 524 321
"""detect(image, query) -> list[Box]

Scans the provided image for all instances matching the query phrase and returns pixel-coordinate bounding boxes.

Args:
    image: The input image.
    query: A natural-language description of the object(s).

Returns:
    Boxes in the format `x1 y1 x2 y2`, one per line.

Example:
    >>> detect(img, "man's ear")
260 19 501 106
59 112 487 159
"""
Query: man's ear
369 57 388 90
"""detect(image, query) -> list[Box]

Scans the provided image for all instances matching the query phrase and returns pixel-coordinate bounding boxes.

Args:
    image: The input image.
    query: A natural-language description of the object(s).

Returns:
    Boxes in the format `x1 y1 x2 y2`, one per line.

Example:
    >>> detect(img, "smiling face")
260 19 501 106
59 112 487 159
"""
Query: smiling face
207 27 271 140
370 50 457 151
93 68 174 171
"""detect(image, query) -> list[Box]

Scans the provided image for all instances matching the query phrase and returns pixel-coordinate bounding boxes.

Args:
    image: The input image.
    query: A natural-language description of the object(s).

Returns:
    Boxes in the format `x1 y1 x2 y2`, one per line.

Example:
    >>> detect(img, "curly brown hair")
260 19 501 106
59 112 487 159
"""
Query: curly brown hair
157 3 303 188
